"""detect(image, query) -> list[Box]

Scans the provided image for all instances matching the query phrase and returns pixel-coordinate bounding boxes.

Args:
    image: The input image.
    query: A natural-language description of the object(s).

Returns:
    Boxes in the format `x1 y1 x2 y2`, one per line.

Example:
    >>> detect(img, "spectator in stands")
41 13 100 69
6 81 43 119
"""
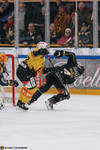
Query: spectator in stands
56 0 62 8
85 3 92 33
38 6 45 40
65 2 75 15
36 0 45 7
78 22 93 47
18 2 26 34
50 23 61 44
5 15 14 32
57 28 74 47
32 0 45 24
0 0 13 42
0 0 13 23
67 11 75 37
5 26 14 44
78 2 92 30
41 0 45 6
0 23 6 44
29 0 45 40
20 23 42 46
50 0 63 23
54 5 70 36
18 2 33 33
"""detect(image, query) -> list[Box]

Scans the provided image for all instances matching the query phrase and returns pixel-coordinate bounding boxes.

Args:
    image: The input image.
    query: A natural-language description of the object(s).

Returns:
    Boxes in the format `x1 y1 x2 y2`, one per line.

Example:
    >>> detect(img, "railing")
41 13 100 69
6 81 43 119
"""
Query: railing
0 0 99 2
0 43 93 48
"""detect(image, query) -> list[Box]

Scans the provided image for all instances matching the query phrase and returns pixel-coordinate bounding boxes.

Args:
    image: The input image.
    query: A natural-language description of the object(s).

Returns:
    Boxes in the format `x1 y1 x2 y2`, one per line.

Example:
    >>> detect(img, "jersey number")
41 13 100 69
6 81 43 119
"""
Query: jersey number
30 77 36 88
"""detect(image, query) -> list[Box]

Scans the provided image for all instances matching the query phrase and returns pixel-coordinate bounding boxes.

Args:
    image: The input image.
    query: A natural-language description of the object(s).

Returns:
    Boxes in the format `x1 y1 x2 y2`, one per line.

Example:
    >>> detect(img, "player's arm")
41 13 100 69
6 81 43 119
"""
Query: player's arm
17 62 35 79
54 50 77 66
54 50 75 58
2 65 9 75
0 74 18 87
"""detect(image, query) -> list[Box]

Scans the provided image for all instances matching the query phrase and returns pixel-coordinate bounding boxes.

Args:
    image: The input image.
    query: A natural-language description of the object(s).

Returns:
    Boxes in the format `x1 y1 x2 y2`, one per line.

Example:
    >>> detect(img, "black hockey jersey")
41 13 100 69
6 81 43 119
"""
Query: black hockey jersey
59 64 80 84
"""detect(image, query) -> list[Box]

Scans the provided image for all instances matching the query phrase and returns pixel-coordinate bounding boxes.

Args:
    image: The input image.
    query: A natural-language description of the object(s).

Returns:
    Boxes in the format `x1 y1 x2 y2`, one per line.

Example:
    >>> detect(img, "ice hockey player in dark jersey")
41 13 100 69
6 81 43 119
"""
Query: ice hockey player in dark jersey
0 53 19 110
25 50 85 110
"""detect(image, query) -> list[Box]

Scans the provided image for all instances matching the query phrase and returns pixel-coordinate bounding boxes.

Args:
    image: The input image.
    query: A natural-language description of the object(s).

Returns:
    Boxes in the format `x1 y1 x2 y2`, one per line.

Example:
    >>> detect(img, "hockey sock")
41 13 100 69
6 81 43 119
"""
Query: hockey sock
28 84 51 105
28 89 42 105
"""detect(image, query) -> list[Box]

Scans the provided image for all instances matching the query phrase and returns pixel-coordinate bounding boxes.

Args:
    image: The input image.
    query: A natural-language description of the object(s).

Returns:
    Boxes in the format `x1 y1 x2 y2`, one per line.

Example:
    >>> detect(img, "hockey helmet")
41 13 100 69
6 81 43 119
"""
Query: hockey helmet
36 41 49 56
0 53 8 62
37 41 48 49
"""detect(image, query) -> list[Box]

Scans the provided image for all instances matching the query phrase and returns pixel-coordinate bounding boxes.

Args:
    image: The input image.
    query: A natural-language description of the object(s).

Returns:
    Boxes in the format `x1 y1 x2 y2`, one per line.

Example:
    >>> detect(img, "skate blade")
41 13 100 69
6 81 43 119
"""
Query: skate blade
45 101 53 110
15 106 28 112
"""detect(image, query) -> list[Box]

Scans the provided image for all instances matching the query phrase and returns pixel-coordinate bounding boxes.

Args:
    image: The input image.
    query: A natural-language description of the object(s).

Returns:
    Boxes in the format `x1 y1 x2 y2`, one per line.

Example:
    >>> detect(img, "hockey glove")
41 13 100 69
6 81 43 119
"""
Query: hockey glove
54 50 65 58
9 80 19 87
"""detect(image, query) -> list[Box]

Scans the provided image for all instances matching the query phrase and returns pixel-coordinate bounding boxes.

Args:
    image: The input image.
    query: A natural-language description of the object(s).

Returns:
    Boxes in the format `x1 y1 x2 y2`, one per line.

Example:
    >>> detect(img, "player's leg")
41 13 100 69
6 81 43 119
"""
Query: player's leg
45 88 70 110
17 86 39 110
16 65 37 110
45 71 70 110
28 73 55 105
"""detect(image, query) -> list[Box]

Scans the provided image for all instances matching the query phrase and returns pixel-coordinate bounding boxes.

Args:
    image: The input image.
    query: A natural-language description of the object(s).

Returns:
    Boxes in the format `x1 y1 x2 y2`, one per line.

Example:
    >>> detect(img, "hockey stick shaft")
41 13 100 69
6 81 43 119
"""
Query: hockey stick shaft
46 55 54 68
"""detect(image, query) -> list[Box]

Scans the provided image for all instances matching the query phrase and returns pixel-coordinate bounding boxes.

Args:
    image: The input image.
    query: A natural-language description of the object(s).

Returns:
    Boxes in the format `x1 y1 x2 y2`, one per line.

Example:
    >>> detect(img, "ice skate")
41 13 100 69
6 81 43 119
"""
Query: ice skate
0 103 4 110
17 100 29 110
45 100 53 110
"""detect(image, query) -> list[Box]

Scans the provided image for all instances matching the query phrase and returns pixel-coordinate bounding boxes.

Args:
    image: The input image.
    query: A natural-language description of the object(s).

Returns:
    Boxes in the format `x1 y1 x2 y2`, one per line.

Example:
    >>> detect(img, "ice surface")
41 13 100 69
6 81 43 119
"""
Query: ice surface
0 94 100 150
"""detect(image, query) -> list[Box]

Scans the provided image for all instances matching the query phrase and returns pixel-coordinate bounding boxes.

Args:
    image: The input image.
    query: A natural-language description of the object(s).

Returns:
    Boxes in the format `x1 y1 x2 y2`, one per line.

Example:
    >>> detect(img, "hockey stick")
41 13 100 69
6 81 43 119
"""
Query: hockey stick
46 55 69 95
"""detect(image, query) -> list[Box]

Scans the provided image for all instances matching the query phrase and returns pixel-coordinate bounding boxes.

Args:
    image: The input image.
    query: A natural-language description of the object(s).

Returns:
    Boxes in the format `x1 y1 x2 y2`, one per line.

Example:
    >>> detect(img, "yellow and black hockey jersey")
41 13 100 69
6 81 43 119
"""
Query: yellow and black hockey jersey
24 48 45 75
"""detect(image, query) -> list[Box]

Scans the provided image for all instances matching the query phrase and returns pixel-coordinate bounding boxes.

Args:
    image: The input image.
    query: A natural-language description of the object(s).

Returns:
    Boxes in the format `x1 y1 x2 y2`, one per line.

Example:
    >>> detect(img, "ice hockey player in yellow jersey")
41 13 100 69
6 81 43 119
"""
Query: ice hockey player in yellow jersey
0 53 18 87
0 53 19 110
16 41 49 110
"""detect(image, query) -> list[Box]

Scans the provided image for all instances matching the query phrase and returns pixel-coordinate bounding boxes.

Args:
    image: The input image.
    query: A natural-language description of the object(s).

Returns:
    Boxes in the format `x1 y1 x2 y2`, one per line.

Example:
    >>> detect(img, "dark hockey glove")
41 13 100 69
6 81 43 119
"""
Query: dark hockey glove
9 80 19 87
54 50 65 58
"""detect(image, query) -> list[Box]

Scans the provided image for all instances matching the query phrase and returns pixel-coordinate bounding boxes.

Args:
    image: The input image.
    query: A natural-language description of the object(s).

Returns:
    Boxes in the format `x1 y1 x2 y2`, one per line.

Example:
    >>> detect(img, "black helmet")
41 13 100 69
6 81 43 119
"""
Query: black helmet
77 65 85 75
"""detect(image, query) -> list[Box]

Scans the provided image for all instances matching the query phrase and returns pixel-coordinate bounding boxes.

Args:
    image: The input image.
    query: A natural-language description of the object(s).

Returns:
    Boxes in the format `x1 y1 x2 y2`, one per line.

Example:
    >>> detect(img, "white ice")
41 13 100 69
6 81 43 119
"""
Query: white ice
0 94 100 150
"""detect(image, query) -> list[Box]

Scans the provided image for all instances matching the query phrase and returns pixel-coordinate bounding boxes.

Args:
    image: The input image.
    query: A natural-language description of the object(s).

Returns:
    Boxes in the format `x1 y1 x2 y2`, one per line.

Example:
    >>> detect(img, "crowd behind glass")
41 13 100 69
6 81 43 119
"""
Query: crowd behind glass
0 0 99 48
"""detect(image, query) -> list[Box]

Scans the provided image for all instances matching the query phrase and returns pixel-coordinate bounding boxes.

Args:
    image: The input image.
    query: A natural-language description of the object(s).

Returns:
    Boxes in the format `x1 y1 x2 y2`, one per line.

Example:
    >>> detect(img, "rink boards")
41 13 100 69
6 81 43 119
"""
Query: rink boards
0 47 100 95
